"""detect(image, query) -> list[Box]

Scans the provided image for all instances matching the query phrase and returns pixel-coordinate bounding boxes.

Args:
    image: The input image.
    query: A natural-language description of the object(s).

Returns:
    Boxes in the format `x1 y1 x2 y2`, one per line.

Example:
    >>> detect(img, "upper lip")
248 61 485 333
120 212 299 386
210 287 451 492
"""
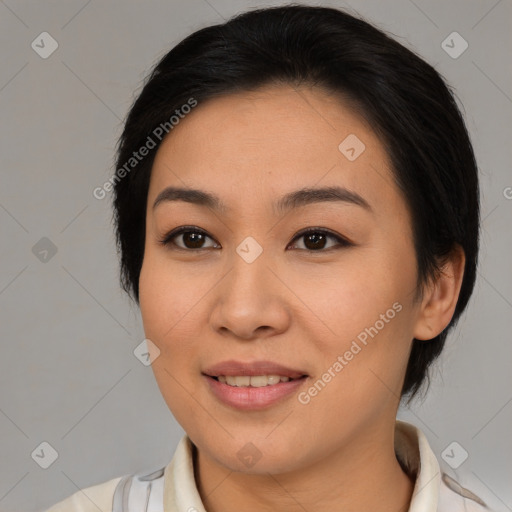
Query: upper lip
203 360 307 379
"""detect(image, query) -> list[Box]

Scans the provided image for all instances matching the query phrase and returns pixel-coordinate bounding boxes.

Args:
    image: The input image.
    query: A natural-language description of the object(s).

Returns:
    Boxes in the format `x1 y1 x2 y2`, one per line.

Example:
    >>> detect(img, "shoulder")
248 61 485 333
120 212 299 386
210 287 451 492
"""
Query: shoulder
43 475 123 512
42 436 189 512
42 466 168 512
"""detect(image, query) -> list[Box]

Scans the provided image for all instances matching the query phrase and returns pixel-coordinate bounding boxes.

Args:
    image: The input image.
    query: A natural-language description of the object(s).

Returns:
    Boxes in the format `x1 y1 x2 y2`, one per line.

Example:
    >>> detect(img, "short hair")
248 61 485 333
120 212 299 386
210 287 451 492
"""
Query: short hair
112 4 480 400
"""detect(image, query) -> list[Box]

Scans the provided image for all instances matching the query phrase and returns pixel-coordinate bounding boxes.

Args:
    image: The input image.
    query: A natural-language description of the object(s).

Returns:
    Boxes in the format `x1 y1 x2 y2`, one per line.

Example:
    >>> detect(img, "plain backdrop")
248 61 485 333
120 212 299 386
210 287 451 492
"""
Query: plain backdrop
0 1 511 510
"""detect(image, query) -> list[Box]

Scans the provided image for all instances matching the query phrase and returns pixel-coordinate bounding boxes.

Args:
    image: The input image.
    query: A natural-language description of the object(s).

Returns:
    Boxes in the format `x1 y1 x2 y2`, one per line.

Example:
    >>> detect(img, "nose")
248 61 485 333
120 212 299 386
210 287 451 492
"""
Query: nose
209 249 291 340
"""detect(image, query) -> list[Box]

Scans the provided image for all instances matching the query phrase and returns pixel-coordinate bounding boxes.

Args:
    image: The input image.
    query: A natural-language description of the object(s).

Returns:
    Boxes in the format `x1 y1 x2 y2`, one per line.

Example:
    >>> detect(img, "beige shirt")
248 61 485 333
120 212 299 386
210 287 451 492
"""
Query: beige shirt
43 420 490 511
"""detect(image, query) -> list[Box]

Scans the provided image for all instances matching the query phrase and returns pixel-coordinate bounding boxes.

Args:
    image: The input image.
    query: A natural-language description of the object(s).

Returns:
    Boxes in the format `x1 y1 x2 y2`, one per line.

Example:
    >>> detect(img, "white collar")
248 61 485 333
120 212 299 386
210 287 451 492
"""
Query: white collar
394 420 441 511
164 420 442 511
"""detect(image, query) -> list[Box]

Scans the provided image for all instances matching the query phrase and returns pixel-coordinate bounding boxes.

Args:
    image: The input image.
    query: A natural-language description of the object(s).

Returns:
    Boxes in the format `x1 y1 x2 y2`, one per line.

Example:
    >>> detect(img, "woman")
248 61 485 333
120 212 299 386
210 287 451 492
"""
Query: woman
45 4 488 511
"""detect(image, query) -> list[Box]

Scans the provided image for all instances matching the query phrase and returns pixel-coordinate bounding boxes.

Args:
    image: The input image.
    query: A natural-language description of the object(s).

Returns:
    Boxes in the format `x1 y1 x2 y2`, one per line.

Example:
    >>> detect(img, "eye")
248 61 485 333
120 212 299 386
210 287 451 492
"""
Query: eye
288 228 352 251
158 226 220 250
159 226 351 251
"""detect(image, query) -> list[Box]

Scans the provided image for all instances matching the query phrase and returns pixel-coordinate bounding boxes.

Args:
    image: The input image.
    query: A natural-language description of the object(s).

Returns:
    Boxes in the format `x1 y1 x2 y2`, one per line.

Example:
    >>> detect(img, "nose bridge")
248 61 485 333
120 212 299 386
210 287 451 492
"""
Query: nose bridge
210 239 289 338
226 239 270 301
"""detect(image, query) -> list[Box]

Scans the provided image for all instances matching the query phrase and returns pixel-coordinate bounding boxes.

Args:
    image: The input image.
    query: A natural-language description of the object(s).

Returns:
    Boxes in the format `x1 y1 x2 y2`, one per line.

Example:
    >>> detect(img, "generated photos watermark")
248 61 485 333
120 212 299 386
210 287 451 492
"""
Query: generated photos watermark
298 301 403 405
93 97 198 200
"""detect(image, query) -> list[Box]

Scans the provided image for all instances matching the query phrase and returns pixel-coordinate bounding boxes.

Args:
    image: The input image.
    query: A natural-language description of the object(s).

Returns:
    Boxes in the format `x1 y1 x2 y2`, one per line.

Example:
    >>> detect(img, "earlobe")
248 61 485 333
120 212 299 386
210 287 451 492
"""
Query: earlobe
413 245 466 341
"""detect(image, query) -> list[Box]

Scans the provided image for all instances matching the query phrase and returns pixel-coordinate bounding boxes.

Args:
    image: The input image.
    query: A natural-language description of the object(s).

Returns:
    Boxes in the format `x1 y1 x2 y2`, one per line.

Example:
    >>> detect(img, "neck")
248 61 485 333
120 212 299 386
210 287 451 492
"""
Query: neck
194 422 414 512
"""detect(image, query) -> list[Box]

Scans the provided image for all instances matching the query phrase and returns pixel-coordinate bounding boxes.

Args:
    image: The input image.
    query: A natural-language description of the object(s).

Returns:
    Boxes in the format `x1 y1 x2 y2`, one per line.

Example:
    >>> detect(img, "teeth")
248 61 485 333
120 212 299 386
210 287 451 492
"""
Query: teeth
217 375 292 387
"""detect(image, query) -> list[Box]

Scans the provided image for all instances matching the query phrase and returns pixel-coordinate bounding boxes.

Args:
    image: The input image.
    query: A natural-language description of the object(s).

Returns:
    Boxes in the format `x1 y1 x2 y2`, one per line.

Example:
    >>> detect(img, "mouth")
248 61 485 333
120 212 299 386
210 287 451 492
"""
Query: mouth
202 360 309 410
211 375 302 387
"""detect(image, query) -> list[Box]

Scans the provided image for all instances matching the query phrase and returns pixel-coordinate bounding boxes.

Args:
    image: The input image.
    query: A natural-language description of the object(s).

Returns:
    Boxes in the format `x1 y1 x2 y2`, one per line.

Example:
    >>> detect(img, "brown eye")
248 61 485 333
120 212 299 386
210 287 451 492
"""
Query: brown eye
159 227 220 250
289 228 351 251
181 231 208 249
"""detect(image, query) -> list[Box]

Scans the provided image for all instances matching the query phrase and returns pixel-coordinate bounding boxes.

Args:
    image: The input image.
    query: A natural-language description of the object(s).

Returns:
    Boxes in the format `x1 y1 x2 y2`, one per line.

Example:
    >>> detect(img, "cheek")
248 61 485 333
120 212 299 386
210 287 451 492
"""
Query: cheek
139 251 204 343
139 261 171 344
279 253 414 345
296 305 413 435
287 250 417 397
139 250 218 393
139 255 207 427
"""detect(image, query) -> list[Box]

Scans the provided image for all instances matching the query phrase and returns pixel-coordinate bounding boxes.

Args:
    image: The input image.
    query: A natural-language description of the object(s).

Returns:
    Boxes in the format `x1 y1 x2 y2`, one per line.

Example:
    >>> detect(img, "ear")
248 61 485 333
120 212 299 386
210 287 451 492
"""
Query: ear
413 245 466 341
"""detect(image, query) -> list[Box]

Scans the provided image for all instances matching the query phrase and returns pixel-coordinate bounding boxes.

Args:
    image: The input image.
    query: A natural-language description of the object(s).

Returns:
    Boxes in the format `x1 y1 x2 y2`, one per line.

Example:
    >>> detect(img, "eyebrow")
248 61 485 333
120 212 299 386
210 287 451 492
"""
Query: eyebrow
152 185 372 213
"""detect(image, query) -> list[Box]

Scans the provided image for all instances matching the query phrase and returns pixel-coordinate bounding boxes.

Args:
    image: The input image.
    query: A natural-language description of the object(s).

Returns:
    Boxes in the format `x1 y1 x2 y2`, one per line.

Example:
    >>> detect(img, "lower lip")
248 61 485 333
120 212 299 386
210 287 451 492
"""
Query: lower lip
204 375 307 410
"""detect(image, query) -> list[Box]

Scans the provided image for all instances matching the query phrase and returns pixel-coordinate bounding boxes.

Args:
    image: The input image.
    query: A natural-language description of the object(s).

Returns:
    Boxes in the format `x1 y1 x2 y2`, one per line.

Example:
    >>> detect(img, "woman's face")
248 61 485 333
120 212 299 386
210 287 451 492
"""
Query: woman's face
139 85 426 474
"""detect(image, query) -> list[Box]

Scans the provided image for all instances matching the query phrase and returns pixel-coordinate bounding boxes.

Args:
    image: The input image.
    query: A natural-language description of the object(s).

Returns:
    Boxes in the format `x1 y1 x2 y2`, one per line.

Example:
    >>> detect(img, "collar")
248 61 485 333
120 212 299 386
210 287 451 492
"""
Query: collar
394 420 441 511
163 420 441 512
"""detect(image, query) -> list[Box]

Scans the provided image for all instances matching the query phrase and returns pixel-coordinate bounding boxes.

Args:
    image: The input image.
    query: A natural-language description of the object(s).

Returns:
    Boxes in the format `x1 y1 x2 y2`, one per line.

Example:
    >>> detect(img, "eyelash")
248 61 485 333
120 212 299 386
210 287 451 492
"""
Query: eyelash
158 225 352 252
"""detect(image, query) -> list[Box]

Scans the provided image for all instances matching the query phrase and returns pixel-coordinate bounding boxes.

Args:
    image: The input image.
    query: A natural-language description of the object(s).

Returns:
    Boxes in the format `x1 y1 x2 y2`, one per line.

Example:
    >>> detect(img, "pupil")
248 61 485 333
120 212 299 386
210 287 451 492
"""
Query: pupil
305 233 326 250
184 232 204 248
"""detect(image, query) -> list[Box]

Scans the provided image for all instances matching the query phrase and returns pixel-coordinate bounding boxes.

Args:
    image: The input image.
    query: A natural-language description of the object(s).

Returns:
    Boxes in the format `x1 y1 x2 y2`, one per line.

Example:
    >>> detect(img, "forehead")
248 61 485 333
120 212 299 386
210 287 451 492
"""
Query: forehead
148 84 400 217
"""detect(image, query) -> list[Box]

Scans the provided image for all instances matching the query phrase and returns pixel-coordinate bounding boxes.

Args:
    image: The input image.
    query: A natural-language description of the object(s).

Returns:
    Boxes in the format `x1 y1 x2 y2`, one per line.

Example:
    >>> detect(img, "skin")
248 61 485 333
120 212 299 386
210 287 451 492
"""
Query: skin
139 84 465 512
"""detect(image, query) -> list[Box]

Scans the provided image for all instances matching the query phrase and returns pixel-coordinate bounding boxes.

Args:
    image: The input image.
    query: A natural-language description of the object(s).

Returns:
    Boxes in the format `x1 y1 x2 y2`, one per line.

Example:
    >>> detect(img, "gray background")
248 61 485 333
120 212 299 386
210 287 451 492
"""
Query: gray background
0 1 510 511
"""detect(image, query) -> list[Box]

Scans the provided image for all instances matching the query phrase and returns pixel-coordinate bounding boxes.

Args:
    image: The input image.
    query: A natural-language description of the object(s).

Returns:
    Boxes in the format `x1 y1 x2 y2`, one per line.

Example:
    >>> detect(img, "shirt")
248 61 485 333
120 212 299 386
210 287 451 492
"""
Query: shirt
43 420 491 511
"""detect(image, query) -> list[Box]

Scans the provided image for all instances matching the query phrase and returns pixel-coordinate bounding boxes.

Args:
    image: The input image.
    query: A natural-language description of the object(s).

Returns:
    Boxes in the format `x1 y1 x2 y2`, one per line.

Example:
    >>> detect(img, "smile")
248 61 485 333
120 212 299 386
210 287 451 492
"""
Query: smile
203 360 309 410
214 375 295 387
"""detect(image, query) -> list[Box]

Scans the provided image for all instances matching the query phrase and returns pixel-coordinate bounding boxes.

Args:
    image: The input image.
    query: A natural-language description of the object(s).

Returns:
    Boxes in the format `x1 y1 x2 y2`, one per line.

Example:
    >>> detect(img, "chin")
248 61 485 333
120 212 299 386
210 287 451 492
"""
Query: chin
195 431 311 475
